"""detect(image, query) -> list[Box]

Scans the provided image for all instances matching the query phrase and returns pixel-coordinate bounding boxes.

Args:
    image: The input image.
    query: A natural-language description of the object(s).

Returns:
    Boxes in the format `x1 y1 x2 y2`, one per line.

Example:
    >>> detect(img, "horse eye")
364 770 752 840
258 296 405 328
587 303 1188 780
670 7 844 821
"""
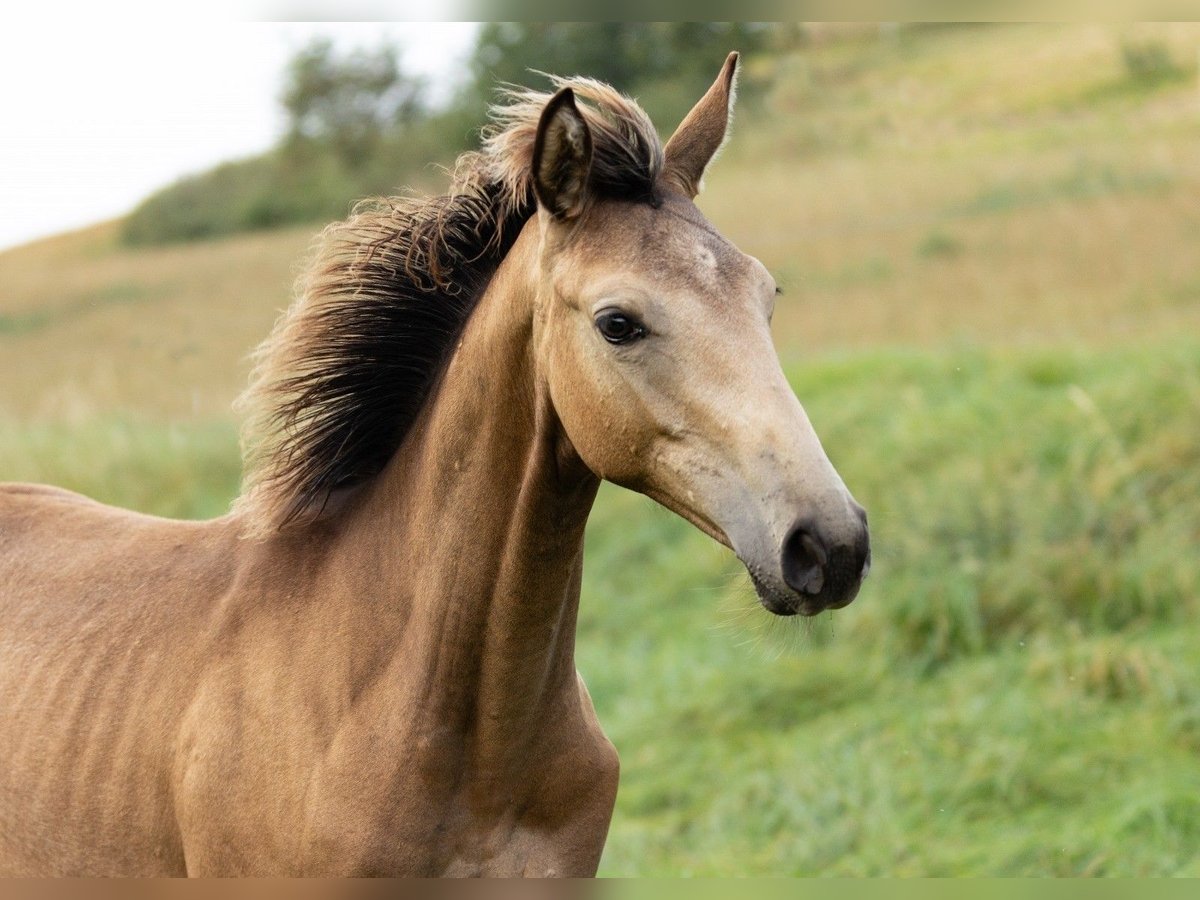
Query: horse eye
595 310 646 345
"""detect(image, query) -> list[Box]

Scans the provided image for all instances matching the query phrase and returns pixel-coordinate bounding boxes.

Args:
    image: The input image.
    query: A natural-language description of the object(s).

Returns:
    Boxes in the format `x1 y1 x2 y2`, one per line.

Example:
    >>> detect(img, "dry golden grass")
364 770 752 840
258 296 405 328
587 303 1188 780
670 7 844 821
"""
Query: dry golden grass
715 162 1200 354
710 22 1200 354
0 221 314 420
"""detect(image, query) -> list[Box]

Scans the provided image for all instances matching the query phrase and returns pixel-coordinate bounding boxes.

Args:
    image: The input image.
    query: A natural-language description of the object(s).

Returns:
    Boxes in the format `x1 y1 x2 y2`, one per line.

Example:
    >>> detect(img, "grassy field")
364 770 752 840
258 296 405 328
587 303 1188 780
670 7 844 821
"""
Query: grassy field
2 23 1199 875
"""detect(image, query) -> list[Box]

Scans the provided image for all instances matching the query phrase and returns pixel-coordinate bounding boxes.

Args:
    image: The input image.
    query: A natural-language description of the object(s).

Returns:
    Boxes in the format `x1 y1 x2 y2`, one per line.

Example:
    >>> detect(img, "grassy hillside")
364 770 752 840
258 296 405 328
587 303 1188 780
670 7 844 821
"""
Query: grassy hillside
1 23 1198 875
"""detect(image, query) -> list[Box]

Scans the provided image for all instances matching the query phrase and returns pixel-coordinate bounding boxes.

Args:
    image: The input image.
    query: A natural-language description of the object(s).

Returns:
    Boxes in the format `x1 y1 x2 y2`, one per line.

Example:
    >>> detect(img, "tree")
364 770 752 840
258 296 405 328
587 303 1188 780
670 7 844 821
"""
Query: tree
281 38 426 170
469 23 660 96
465 24 776 129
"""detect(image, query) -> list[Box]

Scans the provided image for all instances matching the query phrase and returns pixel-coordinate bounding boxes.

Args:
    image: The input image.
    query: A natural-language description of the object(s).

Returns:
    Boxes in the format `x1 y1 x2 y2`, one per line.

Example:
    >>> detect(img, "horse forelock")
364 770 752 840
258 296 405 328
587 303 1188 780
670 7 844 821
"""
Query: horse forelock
233 76 665 536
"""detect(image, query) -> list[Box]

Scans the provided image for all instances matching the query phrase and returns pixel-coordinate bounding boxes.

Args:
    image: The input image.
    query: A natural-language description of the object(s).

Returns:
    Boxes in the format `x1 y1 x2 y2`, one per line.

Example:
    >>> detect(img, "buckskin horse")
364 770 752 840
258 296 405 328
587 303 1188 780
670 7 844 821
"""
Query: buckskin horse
0 54 869 875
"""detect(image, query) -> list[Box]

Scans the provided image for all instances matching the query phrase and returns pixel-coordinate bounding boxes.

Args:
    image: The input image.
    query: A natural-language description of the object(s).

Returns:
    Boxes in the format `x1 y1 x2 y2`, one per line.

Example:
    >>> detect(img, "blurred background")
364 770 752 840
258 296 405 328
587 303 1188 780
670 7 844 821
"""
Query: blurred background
1 22 1199 875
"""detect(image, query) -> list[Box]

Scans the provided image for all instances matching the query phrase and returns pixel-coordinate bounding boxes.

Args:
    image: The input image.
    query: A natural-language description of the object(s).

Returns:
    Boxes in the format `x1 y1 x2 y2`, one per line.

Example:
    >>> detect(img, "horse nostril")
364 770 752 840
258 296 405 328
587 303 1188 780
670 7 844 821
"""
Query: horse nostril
781 521 828 596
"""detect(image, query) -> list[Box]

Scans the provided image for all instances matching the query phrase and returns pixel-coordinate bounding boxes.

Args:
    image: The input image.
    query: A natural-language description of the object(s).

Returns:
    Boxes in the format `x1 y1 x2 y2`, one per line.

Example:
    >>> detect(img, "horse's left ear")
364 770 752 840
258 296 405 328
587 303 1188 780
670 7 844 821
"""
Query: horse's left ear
663 51 739 199
532 87 593 221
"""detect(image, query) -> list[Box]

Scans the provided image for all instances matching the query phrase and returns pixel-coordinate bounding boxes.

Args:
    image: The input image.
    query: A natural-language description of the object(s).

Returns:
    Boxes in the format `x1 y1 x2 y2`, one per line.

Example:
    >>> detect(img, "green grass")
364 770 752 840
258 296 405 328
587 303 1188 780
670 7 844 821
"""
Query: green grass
0 416 240 520
573 341 1200 875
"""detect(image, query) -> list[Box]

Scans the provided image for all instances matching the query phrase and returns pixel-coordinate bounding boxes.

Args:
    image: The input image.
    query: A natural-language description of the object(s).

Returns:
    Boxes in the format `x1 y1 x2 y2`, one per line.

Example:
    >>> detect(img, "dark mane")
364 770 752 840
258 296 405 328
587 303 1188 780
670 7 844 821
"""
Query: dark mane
235 76 664 534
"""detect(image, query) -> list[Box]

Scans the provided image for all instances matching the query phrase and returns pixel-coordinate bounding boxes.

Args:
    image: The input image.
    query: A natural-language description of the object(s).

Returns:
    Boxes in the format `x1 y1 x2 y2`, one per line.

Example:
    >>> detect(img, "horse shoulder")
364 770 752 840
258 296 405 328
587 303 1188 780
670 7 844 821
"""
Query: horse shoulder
483 672 620 877
479 672 620 877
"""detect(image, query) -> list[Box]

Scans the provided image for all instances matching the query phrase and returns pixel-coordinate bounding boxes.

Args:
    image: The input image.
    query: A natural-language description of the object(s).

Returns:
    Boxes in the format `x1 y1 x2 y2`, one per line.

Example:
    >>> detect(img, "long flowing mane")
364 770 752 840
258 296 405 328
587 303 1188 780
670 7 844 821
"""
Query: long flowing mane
234 76 664 535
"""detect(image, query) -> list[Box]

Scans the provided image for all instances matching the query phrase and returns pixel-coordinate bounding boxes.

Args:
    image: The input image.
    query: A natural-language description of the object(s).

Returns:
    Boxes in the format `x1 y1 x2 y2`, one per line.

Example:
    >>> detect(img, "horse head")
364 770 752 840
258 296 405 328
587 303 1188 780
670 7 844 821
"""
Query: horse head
529 54 871 616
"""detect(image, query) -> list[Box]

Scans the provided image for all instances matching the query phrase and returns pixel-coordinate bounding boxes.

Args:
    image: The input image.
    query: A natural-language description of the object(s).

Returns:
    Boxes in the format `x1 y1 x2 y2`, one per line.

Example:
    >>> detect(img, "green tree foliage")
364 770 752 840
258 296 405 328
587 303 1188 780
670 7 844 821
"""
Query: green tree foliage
1119 37 1182 85
467 23 778 126
281 38 425 170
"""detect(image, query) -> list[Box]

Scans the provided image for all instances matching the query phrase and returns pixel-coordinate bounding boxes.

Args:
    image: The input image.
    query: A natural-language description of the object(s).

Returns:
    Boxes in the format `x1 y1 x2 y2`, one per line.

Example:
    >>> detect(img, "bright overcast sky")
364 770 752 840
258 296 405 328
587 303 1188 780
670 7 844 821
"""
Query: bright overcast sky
0 22 480 252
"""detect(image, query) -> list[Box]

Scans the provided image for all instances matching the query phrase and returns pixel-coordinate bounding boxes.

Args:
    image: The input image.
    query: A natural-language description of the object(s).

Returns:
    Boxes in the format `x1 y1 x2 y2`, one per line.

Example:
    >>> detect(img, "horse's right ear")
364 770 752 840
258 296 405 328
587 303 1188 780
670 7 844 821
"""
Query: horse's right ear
532 88 593 221
663 52 739 198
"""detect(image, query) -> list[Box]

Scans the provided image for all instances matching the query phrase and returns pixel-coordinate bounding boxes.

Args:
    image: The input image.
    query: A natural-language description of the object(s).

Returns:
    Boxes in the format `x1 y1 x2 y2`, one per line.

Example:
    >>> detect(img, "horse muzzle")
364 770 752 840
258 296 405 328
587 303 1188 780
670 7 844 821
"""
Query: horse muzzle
753 504 871 617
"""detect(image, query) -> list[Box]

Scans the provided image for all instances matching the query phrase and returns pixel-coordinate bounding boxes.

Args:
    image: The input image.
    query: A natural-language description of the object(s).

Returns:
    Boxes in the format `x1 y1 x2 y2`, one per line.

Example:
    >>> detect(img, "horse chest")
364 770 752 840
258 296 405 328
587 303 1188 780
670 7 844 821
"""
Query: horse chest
296 713 619 876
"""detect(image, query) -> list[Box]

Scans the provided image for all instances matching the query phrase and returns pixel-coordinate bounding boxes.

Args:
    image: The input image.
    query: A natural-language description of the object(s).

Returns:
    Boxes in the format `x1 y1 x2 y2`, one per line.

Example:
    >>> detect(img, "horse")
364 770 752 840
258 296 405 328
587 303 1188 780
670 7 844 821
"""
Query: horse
0 54 869 876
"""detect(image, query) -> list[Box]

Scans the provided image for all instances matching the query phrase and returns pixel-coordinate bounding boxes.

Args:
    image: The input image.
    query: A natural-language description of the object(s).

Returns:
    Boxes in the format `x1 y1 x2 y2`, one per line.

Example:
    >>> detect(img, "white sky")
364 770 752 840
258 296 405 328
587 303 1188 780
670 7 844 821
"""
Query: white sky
0 22 480 252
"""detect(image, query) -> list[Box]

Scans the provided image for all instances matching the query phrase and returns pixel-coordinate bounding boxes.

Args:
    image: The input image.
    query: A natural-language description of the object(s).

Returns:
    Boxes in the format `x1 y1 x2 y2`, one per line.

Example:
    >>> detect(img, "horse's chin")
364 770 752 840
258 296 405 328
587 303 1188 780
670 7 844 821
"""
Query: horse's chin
748 571 862 618
749 573 814 617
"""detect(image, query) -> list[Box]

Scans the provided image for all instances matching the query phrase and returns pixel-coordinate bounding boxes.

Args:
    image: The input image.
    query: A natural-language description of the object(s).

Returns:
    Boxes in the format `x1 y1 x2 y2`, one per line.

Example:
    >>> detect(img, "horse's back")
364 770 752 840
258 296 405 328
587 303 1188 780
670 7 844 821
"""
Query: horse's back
0 481 238 634
0 483 239 875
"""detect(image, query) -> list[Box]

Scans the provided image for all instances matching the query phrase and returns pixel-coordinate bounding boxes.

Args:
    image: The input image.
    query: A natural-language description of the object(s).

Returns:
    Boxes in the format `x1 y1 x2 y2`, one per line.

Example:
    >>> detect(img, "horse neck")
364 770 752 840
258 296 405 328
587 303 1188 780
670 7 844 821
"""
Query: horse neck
334 222 600 767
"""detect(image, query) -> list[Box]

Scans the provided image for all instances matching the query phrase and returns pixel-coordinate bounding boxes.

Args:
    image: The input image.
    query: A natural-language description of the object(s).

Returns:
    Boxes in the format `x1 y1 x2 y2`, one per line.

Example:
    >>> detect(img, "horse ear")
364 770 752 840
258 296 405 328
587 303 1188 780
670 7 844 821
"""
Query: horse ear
532 88 593 221
663 51 739 198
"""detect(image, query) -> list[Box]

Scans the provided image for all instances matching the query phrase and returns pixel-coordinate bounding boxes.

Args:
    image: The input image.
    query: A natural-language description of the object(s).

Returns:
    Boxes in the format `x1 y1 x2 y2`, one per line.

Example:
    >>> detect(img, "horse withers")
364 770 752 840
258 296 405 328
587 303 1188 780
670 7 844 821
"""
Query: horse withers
0 54 869 875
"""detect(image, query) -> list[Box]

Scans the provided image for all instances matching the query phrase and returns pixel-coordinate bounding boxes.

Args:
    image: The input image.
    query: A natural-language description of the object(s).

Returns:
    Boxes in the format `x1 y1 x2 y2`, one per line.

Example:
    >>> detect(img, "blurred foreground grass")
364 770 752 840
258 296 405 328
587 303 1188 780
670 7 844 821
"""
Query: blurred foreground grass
2 340 1196 875
584 341 1200 875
